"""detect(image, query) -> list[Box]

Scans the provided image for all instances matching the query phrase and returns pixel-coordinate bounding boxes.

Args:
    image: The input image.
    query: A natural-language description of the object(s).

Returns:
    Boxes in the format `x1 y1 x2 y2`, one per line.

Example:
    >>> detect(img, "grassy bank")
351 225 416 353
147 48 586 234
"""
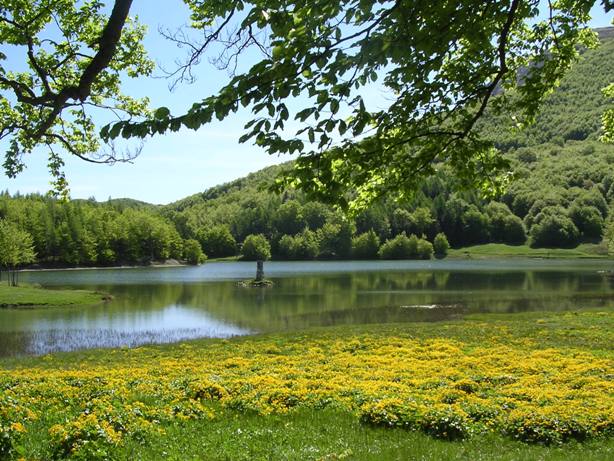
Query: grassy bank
0 284 109 308
0 310 612 459
213 243 611 263
448 243 610 259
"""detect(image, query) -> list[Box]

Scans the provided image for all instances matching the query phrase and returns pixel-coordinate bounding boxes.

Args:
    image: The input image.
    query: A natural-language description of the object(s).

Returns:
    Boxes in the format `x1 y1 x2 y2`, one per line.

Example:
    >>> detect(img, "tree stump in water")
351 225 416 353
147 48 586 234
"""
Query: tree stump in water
256 260 264 281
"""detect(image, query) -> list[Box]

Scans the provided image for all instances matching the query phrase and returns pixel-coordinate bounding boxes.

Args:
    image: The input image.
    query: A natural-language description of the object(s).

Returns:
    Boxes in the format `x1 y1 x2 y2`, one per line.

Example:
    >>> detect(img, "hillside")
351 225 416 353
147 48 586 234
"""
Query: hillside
1 33 613 266
168 30 614 215
159 33 614 257
481 31 614 149
167 163 290 213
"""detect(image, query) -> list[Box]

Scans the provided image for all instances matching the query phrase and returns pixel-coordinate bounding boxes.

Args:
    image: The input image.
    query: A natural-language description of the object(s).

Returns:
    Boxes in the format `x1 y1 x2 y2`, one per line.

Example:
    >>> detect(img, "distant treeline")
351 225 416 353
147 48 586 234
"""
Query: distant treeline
158 140 614 262
0 196 204 268
1 137 612 268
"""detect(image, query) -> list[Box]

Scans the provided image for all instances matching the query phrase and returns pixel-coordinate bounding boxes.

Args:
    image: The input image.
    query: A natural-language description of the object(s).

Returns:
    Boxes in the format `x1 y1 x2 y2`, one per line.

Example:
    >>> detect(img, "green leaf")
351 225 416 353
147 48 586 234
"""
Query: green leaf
330 100 339 115
109 123 122 140
154 107 170 120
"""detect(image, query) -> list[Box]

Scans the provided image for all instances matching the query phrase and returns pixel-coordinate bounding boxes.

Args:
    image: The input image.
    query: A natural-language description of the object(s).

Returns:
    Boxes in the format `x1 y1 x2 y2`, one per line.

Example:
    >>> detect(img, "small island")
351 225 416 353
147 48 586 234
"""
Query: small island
238 260 274 287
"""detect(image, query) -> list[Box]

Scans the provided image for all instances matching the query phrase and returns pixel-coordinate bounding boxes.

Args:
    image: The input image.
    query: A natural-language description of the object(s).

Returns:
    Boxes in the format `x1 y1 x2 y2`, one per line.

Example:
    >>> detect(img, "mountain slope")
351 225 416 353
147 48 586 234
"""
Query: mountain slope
482 31 614 150
159 33 614 255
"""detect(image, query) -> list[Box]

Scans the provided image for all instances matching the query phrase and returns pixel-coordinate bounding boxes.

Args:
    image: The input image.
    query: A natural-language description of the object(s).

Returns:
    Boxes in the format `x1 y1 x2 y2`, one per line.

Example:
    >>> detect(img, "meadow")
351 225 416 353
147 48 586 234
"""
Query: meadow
1 310 612 460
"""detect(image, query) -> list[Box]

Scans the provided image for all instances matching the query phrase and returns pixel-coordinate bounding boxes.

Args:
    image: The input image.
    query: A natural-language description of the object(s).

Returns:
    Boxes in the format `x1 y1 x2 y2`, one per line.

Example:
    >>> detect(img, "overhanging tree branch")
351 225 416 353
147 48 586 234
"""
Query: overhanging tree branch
1 0 152 194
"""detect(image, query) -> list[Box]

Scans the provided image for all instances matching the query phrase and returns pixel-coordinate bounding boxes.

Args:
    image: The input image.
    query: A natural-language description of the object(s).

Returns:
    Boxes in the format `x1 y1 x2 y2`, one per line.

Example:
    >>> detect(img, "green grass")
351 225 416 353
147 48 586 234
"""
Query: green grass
115 407 614 461
448 243 609 259
0 283 109 308
1 310 612 460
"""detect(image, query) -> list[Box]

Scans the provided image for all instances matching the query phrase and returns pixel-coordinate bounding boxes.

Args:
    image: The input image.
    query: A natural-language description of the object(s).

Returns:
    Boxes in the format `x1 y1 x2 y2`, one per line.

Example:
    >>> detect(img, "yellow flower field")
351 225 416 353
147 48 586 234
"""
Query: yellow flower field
1 313 613 459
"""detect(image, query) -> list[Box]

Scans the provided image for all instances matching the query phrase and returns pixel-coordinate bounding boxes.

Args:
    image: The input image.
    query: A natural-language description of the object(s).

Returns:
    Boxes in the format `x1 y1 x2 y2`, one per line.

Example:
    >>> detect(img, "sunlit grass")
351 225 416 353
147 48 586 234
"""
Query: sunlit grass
448 243 608 258
0 283 107 308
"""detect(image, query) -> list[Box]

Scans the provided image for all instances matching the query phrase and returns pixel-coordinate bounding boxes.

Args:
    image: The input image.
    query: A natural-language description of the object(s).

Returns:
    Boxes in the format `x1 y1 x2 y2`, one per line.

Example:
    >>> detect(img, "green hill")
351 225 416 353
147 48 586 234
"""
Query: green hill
159 33 614 257
482 30 614 149
1 33 613 266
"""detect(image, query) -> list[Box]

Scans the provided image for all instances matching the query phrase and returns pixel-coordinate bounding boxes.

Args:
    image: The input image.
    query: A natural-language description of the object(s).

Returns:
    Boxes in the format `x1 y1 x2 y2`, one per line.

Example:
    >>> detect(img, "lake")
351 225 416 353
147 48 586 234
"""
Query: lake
1 259 613 356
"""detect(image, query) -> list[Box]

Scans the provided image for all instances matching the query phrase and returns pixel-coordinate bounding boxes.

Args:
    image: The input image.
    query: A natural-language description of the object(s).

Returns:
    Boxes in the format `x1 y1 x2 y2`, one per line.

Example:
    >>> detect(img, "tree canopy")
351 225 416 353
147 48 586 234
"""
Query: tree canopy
603 82 614 143
0 218 35 285
1 0 613 208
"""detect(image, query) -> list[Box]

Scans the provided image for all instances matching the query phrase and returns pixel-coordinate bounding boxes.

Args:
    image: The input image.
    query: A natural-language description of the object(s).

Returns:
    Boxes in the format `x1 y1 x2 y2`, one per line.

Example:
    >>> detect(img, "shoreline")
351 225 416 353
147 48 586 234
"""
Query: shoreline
20 260 188 273
16 243 612 273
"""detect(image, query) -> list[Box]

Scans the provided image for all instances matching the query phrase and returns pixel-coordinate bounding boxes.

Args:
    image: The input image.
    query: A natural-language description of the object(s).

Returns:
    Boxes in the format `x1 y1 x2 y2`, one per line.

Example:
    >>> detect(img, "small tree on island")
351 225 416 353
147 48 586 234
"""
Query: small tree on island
240 234 271 261
0 220 36 286
240 234 272 284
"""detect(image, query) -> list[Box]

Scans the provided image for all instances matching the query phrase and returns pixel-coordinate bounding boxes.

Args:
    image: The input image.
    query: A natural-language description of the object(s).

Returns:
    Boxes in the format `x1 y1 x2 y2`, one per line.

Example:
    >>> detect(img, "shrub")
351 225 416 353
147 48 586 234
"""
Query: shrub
433 233 450 258
511 193 535 218
276 235 295 260
517 149 537 163
379 233 421 259
317 222 352 259
273 200 306 235
240 234 271 260
301 202 332 230
523 196 565 229
416 239 433 260
571 188 608 217
183 239 206 265
277 230 319 260
197 226 237 258
411 207 437 238
569 205 604 240
486 202 527 245
351 230 380 259
501 215 527 244
461 207 490 244
530 211 580 248
391 208 413 236
355 207 391 241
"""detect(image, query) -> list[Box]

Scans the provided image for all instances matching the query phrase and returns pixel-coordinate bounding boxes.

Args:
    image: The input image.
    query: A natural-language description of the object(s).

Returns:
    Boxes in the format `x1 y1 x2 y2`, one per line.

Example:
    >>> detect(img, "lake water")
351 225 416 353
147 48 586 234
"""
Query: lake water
1 259 614 356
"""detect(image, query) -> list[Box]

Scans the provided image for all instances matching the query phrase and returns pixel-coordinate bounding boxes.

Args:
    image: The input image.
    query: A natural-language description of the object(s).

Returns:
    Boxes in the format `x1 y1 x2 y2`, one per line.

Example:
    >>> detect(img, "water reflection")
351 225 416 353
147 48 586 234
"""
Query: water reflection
0 305 250 356
1 260 612 356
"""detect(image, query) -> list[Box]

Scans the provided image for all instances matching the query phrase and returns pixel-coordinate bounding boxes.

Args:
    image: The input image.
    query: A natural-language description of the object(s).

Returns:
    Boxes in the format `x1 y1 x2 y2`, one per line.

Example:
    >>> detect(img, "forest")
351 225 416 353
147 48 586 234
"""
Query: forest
0 34 613 269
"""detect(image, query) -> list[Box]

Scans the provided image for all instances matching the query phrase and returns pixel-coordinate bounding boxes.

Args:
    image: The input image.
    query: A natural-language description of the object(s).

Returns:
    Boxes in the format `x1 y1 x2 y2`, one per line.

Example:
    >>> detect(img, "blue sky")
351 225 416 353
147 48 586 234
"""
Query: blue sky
1 1 613 204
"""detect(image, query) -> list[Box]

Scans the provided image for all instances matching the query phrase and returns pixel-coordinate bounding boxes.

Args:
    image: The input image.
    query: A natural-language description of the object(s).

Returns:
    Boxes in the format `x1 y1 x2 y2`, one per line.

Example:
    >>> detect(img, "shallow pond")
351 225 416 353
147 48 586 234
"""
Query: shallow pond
1 259 613 356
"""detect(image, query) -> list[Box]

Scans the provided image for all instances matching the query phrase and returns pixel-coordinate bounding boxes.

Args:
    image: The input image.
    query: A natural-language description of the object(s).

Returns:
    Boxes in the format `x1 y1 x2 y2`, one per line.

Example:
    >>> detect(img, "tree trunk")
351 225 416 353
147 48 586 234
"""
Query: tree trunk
8 266 18 287
256 260 264 281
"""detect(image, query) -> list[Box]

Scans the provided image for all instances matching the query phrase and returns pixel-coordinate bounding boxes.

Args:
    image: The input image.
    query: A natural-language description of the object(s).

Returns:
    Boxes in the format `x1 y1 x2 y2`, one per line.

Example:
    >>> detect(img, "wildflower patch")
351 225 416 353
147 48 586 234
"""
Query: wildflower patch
1 314 613 458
